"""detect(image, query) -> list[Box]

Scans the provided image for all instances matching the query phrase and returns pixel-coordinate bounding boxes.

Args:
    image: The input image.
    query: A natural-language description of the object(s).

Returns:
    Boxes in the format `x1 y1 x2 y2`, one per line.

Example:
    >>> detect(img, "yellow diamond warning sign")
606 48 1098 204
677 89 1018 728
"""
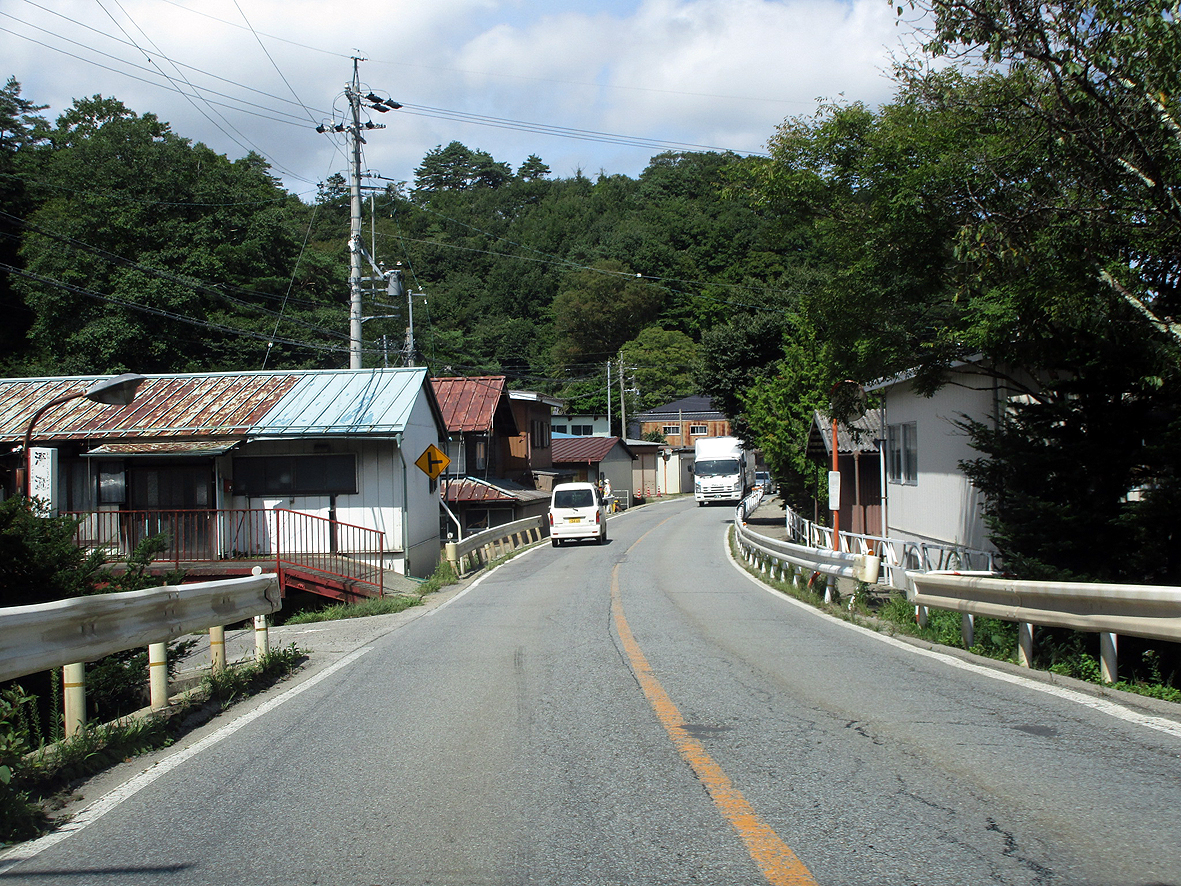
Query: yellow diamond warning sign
415 444 450 480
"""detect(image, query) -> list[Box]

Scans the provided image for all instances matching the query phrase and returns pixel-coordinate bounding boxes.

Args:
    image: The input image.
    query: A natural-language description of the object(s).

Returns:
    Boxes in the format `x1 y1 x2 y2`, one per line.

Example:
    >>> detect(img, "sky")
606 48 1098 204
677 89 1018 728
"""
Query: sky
2 0 929 201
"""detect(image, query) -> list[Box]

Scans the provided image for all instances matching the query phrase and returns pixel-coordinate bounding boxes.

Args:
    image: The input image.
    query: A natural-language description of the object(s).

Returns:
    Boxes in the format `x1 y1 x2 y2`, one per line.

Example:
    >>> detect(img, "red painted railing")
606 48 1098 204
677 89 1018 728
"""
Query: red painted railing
66 508 386 596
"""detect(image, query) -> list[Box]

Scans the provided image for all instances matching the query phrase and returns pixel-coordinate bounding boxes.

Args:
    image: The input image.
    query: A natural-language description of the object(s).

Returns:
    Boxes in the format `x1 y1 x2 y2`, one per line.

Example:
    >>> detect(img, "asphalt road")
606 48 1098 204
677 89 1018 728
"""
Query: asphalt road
2 496 1180 885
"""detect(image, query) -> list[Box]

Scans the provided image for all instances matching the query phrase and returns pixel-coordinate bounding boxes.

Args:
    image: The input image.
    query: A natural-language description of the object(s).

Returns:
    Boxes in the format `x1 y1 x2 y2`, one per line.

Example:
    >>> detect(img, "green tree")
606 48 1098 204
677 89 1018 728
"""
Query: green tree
14 96 341 374
0 497 105 607
413 142 513 196
915 0 1181 337
517 154 550 181
619 326 699 411
550 261 663 368
0 78 48 372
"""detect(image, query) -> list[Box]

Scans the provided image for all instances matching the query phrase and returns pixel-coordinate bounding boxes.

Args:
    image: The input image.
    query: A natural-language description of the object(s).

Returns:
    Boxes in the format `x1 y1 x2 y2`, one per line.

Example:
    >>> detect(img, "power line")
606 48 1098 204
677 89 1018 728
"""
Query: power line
0 261 350 356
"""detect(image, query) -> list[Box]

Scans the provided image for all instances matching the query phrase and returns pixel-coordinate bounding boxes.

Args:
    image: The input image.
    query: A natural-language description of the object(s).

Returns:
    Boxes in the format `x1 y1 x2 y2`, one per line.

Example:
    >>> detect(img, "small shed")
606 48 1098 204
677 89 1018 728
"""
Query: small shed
806 410 883 536
551 436 635 501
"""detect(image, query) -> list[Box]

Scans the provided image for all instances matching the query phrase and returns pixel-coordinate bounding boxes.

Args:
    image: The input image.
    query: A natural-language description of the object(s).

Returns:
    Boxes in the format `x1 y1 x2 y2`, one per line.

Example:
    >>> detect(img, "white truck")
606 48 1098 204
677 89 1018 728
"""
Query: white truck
693 436 753 505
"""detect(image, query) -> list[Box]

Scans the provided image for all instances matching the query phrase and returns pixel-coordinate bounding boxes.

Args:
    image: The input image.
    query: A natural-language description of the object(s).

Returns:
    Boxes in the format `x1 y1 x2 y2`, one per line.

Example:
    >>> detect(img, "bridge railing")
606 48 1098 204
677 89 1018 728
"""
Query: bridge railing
444 516 547 577
67 508 386 596
0 573 281 736
779 503 996 589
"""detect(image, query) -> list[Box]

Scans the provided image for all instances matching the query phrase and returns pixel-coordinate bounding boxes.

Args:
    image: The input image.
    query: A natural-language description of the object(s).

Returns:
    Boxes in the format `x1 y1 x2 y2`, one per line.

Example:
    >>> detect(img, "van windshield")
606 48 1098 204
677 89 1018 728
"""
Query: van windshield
554 489 595 508
696 458 740 477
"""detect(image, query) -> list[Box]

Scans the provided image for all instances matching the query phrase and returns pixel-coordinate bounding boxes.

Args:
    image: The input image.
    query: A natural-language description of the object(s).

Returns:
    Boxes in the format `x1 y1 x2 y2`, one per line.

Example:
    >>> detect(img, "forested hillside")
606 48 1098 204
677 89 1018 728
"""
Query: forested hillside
4 0 1181 586
0 90 786 422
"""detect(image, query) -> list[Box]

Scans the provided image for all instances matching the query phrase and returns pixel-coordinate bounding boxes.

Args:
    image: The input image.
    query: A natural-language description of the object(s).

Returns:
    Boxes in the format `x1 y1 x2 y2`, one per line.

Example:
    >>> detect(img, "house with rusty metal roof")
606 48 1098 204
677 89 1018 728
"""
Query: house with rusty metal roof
807 410 883 536
0 368 448 597
551 435 635 504
431 377 562 535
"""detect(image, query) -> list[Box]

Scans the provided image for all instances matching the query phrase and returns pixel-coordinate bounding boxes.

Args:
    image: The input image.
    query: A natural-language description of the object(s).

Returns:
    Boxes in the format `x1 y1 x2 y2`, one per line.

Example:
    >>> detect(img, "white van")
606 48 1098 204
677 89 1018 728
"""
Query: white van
549 482 608 546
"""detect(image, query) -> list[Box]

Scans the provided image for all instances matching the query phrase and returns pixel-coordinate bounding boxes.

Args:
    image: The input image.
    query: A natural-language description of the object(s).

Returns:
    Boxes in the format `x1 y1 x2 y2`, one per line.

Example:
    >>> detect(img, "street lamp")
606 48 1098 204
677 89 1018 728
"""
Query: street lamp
23 373 145 498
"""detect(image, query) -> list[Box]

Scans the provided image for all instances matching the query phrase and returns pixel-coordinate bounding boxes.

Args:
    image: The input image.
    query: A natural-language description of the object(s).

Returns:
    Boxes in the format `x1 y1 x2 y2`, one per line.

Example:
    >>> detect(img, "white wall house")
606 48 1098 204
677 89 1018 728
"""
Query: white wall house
870 360 1007 554
1 369 448 583
551 413 610 436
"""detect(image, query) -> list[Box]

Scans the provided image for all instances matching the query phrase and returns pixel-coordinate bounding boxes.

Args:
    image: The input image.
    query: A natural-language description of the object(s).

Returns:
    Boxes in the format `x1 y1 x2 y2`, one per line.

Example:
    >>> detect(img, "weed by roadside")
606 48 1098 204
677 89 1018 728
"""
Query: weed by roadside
0 643 305 846
283 595 421 625
281 559 459 626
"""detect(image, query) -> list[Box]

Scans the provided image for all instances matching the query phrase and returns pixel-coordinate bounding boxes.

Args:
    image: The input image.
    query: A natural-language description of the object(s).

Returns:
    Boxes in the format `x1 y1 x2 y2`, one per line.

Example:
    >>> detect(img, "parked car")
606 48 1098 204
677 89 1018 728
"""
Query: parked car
755 471 775 494
549 482 608 546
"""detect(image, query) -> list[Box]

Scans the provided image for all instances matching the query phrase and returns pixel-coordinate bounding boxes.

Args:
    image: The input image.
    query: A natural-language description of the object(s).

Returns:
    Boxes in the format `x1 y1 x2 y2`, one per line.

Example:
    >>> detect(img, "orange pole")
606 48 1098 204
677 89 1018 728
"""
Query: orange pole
831 414 840 550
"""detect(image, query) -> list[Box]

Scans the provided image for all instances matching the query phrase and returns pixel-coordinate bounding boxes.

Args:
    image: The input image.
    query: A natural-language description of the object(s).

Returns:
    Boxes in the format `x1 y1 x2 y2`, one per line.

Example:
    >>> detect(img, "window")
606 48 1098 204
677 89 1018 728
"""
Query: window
887 422 918 485
572 425 594 436
662 425 680 437
552 425 568 435
689 424 708 436
97 460 126 504
233 454 357 496
531 420 551 449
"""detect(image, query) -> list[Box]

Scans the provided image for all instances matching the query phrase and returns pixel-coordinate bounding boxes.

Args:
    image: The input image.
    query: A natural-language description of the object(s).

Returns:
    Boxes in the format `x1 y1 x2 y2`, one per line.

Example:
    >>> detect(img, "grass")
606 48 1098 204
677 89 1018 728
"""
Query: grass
1 643 306 846
730 526 1181 704
281 558 460 625
283 595 421 625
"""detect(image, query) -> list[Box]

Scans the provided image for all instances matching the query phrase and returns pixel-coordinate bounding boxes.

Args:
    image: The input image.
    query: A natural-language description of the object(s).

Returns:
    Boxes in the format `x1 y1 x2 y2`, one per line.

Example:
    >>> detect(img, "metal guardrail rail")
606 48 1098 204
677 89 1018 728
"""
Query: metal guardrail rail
444 516 547 577
0 574 282 735
909 571 1181 682
738 495 1181 684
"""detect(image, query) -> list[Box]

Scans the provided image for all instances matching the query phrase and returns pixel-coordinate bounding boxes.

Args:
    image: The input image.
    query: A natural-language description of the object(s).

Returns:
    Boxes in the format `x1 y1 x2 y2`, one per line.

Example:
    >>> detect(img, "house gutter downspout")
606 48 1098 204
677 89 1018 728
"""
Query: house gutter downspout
397 433 410 576
441 493 463 541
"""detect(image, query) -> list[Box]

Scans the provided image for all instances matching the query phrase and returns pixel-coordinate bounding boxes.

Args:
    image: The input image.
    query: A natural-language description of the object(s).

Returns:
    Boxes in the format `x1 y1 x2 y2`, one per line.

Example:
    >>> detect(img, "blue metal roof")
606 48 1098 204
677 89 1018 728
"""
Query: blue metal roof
252 368 430 437
0 368 438 443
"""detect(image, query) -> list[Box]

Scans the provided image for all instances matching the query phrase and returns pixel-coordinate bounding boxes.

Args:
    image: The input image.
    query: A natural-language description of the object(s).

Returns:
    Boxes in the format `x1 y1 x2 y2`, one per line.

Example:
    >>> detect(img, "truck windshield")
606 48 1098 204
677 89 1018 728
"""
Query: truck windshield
696 458 740 477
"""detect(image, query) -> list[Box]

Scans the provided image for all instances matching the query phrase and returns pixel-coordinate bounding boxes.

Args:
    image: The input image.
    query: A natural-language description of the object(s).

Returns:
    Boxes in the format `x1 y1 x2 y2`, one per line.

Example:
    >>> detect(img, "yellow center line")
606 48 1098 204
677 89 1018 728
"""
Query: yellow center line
611 523 818 886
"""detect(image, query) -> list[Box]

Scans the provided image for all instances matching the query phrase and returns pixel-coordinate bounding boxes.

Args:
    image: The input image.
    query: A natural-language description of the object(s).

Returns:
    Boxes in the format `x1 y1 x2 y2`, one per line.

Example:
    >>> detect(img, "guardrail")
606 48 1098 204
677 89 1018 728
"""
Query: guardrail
909 572 1181 683
444 516 547 577
734 518 879 603
782 504 996 588
740 502 1181 685
0 573 282 736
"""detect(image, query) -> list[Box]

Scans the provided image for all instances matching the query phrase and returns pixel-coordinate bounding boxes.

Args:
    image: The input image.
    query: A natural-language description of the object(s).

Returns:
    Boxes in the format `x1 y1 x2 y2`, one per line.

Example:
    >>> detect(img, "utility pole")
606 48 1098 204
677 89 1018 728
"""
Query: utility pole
347 57 364 369
607 361 612 433
618 354 627 440
320 58 399 368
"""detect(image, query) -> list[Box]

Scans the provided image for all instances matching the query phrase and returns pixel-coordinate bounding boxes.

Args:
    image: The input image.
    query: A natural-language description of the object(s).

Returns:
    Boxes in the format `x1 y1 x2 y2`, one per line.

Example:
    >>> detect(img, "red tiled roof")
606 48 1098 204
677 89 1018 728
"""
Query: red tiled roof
550 435 630 465
431 376 507 433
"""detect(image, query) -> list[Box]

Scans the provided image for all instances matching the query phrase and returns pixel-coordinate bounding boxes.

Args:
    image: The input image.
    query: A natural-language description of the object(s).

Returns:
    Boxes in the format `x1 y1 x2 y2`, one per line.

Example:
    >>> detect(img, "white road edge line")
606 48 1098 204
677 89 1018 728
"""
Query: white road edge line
725 528 1181 742
0 646 374 873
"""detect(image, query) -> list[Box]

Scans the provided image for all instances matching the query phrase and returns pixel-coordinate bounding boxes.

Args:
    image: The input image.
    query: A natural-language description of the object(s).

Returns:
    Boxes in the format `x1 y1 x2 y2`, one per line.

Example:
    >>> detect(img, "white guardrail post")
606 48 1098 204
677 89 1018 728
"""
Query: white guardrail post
62 662 86 738
0 574 282 733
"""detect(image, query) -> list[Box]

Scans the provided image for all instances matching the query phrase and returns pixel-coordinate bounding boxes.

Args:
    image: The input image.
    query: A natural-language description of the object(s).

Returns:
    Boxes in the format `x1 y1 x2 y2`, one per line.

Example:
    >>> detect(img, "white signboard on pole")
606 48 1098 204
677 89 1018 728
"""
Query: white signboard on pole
29 447 60 514
827 470 841 513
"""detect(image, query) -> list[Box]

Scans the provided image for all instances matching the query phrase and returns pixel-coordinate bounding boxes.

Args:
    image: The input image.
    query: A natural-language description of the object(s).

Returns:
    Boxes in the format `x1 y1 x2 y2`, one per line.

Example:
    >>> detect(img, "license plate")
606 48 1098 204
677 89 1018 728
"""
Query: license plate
567 517 582 523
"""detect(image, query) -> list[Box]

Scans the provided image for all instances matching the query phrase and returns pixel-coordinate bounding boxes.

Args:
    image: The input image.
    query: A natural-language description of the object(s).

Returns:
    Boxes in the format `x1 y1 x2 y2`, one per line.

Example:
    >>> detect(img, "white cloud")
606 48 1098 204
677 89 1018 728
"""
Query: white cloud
1 0 924 193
